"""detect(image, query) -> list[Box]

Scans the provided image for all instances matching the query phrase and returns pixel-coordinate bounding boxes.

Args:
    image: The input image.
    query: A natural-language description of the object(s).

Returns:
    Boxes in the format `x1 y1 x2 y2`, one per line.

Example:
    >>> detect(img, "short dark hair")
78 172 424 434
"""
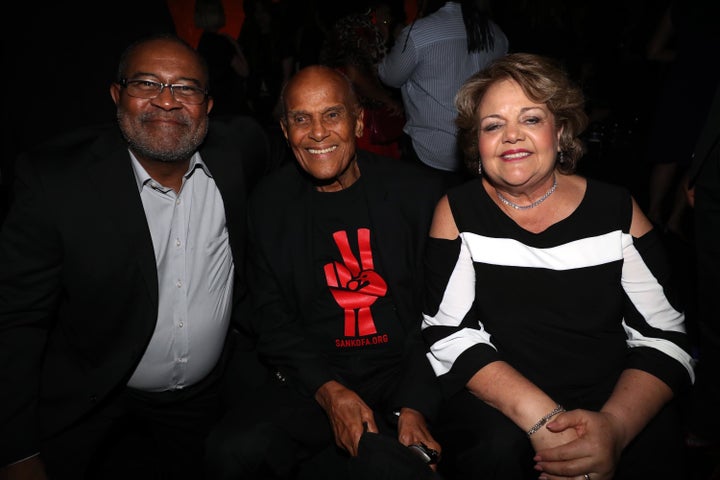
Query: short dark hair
116 34 209 87
455 52 588 175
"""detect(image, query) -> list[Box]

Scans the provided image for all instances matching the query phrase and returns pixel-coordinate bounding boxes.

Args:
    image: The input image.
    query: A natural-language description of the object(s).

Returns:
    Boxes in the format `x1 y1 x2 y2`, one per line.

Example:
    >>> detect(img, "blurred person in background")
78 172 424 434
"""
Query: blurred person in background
378 0 508 185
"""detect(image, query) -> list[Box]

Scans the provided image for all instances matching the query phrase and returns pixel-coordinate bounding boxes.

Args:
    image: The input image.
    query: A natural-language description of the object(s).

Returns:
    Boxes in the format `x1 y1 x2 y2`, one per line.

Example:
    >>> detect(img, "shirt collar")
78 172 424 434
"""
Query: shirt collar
129 151 211 193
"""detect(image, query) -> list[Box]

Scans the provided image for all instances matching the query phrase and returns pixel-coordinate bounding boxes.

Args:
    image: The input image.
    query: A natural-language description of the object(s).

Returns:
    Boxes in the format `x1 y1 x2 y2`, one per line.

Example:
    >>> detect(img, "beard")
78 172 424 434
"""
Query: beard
117 110 208 163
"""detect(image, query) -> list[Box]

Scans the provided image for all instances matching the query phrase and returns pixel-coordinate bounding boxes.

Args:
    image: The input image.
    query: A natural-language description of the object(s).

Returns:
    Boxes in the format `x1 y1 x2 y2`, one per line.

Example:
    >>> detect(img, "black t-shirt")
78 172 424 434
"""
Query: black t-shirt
308 178 405 399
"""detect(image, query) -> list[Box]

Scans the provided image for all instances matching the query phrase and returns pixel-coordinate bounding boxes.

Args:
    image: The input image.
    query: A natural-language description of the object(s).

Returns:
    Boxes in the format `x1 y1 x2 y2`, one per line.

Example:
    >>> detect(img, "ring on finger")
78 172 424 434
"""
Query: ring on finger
584 475 591 480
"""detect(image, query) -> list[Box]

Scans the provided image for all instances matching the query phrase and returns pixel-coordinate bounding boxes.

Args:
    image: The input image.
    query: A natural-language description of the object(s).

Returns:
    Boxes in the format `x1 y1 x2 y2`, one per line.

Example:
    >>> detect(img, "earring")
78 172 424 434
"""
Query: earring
558 151 565 164
477 157 482 175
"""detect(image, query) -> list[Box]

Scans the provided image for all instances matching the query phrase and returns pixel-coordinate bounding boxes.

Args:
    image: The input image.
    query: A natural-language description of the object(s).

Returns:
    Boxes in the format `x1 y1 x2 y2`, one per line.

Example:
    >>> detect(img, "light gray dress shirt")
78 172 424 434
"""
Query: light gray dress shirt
127 152 234 392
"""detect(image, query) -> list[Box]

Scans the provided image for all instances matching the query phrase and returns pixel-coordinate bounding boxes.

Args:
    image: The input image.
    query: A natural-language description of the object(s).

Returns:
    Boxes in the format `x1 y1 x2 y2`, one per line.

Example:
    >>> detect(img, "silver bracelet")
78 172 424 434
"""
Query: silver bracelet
526 404 565 437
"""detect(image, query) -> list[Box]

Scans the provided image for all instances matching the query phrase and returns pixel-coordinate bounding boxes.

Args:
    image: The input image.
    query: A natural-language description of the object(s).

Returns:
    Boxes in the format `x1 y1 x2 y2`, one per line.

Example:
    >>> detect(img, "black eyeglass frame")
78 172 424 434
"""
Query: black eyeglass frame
118 78 208 105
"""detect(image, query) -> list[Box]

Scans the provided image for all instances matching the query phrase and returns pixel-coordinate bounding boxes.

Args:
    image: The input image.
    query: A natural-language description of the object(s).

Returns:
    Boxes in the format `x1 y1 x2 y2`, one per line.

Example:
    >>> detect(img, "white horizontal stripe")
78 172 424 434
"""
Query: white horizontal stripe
623 322 696 382
462 230 624 270
426 327 495 377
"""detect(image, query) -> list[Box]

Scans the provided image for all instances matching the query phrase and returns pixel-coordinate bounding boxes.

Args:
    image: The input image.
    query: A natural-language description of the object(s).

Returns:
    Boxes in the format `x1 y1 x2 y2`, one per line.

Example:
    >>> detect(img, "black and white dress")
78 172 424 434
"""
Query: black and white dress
422 176 695 479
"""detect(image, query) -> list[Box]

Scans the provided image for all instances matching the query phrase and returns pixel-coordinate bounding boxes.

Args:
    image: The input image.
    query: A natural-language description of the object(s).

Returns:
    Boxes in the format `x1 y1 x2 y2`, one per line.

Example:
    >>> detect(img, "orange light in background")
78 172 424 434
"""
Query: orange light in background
167 0 245 48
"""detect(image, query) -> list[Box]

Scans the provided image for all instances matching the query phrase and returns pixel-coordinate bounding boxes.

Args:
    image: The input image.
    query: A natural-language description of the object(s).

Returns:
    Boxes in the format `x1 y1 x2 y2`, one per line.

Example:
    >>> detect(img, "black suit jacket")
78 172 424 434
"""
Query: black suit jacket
246 150 446 422
0 116 269 466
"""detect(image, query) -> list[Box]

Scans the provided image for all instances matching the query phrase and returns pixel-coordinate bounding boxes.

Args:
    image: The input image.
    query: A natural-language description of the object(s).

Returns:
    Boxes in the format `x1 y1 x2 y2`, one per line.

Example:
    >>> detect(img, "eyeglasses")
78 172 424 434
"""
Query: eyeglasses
119 79 208 105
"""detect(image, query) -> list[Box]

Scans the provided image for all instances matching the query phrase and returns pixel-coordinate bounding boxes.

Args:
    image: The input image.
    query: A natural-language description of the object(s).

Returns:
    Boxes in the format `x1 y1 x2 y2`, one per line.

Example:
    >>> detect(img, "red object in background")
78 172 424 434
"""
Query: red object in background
168 0 416 49
404 0 417 22
165 0 417 48
166 0 245 48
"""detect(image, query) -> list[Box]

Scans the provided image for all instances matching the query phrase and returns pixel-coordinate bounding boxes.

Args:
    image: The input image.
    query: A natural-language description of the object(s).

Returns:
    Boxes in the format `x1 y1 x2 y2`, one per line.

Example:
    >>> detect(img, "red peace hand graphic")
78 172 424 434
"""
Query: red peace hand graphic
324 229 387 337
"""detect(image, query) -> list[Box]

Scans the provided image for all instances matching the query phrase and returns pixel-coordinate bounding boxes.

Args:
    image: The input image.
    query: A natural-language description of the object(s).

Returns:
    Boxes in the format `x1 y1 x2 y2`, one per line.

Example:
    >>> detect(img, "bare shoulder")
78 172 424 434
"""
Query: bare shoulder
629 196 653 238
430 195 459 240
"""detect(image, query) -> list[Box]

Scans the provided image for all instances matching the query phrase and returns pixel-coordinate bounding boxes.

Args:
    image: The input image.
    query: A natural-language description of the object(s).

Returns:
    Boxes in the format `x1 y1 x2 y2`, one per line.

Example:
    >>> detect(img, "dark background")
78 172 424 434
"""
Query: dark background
0 0 672 218
2 0 719 476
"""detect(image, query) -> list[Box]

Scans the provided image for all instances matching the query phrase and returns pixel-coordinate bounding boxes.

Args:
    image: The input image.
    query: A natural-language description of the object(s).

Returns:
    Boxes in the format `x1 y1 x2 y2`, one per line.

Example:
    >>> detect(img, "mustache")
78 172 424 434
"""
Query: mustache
139 112 191 126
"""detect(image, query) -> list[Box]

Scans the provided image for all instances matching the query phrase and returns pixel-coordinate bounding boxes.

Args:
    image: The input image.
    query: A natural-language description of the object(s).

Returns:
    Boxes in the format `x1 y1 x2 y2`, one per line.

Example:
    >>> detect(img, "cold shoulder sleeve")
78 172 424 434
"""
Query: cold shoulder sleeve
421 236 500 396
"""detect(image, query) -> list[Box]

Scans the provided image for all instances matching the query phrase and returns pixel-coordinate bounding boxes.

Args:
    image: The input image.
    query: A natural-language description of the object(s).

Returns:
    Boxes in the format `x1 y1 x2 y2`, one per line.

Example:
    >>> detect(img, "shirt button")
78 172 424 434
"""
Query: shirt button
179 322 184 328
176 280 182 288
176 198 181 205
175 238 181 247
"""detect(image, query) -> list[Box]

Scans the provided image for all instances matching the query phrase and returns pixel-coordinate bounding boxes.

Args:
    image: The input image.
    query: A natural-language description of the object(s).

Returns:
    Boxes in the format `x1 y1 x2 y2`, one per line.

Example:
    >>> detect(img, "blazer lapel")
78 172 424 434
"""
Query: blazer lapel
358 157 407 288
199 128 248 265
86 129 158 307
283 178 315 309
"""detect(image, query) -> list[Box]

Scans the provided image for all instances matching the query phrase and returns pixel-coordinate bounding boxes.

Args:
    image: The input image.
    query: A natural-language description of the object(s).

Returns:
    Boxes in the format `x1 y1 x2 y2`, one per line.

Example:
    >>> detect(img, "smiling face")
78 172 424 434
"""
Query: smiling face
280 66 364 192
477 79 561 193
110 37 213 165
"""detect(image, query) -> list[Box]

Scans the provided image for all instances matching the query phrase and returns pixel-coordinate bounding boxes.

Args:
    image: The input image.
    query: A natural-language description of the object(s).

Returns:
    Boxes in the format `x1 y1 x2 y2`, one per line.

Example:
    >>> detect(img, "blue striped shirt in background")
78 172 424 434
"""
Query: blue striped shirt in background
378 2 508 172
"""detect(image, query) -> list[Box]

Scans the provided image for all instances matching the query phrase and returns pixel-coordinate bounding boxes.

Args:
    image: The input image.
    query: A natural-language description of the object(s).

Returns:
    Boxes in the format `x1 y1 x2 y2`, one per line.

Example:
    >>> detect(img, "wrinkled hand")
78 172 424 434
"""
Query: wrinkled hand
315 380 378 456
397 407 442 472
532 409 623 480
0 456 48 480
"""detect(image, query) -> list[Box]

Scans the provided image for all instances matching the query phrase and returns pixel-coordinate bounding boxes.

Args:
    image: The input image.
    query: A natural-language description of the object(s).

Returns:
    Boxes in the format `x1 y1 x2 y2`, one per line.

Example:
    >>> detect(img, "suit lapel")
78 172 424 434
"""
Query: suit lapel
286 178 316 308
200 127 248 265
356 156 407 291
87 129 158 307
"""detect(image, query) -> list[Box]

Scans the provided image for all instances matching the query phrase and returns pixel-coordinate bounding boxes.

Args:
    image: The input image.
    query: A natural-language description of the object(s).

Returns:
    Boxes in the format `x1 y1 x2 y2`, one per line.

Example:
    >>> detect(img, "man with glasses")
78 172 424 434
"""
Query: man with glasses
119 78 210 105
0 34 269 480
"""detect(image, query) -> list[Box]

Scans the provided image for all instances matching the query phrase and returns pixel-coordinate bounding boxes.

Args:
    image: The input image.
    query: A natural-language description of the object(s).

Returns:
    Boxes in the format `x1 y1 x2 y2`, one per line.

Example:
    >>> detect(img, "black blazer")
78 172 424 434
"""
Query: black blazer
246 149 447 421
0 115 269 466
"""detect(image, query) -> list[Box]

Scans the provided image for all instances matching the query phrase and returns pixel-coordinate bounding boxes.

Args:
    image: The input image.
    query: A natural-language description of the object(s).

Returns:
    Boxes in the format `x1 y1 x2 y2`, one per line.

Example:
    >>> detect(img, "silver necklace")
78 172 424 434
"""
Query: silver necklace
496 175 558 210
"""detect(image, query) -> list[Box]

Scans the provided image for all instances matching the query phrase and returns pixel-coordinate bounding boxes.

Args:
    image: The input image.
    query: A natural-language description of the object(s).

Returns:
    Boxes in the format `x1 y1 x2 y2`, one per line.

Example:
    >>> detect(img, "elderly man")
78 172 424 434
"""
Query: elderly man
205 65 446 480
